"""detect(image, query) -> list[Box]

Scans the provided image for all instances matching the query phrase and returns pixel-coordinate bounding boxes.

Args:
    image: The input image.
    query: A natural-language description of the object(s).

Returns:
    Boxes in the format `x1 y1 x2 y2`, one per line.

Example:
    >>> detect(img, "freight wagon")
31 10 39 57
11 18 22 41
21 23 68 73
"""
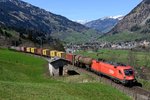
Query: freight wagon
65 53 74 64
20 47 25 52
35 48 43 55
74 55 93 69
31 47 36 54
42 49 49 56
50 50 57 57
26 47 31 53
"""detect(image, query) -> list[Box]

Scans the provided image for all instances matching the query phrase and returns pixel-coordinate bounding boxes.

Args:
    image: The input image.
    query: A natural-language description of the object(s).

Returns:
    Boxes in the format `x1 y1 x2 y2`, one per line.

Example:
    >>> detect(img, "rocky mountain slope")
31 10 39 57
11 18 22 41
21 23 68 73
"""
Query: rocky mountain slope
85 16 123 33
0 0 99 44
110 0 150 34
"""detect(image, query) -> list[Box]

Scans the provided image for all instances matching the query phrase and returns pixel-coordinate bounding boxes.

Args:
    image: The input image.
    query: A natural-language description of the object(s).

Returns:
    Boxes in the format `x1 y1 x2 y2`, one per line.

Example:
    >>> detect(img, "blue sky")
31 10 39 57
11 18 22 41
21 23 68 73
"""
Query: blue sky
22 0 142 21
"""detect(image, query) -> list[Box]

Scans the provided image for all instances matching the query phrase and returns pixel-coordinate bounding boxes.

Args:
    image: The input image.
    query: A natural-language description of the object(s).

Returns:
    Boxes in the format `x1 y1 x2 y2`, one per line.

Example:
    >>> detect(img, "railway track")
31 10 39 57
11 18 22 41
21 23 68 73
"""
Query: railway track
69 65 150 100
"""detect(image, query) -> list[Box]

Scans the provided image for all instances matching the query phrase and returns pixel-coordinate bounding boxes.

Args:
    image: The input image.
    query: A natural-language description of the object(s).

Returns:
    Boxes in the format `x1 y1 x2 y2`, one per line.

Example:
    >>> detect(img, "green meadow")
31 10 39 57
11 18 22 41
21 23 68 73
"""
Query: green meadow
0 48 130 100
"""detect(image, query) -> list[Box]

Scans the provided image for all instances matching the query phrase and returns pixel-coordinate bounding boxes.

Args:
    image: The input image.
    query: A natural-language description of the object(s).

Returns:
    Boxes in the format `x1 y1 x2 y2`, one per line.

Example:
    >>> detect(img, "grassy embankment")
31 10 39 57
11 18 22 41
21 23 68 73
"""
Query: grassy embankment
0 48 130 100
75 49 150 91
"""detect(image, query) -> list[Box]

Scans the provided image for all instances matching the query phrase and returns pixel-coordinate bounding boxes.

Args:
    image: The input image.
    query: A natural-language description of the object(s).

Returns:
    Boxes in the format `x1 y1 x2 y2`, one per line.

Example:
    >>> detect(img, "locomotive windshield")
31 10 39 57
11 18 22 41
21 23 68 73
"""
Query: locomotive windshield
124 69 133 76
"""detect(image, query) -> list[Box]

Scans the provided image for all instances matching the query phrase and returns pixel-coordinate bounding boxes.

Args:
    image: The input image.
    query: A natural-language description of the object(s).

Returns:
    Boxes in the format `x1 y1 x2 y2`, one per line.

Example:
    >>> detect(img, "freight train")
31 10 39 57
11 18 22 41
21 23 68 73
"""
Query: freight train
10 46 137 85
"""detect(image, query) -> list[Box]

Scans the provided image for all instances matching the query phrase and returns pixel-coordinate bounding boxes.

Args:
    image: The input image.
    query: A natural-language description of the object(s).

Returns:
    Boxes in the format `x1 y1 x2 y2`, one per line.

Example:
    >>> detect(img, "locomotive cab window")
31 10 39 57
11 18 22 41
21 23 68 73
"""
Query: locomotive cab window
119 70 122 74
124 69 133 76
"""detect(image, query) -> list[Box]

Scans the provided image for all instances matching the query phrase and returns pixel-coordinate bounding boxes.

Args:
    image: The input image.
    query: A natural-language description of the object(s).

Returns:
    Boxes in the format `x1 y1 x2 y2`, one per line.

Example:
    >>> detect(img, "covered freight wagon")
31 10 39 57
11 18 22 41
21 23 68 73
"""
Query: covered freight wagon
65 53 74 64
35 48 43 55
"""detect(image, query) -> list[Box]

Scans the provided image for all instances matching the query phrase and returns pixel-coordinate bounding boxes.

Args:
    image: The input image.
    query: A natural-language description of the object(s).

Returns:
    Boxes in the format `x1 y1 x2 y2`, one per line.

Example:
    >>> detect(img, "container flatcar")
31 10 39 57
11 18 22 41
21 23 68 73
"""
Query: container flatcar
30 47 36 54
56 51 66 59
50 50 57 57
42 49 49 57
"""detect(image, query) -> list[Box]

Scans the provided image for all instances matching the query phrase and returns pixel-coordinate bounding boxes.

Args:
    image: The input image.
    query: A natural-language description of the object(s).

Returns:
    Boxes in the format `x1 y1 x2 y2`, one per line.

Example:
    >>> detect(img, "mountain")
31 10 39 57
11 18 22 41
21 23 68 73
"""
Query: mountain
110 0 150 34
0 0 99 44
98 0 150 43
84 16 123 33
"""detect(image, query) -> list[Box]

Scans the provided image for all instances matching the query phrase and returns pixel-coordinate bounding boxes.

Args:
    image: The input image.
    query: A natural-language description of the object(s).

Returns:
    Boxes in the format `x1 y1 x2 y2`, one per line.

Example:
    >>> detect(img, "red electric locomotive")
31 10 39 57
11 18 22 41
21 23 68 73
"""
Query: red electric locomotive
91 60 137 85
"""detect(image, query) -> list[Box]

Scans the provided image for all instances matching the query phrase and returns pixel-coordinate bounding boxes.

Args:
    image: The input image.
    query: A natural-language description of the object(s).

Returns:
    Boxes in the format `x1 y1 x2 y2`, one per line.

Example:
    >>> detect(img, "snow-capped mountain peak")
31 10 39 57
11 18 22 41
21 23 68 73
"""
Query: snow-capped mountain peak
101 15 124 20
74 20 90 24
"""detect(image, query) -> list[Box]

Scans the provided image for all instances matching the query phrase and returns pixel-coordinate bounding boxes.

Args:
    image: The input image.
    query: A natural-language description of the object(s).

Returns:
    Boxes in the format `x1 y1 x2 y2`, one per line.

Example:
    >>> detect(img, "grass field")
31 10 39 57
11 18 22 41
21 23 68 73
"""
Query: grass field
75 49 150 90
0 48 130 100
